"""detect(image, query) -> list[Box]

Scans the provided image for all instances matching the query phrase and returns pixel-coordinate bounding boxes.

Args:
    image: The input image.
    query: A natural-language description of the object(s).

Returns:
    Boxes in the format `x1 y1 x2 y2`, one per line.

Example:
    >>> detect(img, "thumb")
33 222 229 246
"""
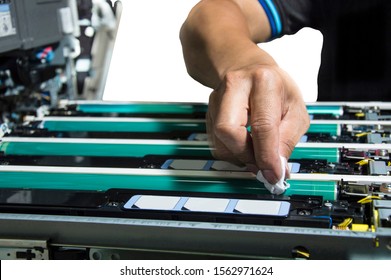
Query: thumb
250 69 284 184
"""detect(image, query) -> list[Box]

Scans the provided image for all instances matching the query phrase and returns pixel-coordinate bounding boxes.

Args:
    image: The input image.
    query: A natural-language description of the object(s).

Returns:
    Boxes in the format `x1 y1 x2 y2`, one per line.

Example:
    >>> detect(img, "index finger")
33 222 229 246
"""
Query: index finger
212 73 256 165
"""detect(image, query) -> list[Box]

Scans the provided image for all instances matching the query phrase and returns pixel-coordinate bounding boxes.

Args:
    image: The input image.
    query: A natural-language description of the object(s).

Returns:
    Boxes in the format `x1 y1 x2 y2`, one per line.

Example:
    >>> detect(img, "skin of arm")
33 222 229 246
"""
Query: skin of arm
180 0 310 184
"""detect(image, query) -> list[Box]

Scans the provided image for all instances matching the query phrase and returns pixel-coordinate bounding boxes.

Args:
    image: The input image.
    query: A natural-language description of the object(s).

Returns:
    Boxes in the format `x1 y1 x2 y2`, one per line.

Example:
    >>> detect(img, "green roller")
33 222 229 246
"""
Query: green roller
0 170 337 200
78 103 342 116
285 180 337 201
307 124 340 136
77 103 208 114
291 147 339 162
77 103 342 116
0 170 266 195
42 119 206 133
306 105 343 116
247 124 340 136
0 140 212 157
0 139 340 161
44 120 339 137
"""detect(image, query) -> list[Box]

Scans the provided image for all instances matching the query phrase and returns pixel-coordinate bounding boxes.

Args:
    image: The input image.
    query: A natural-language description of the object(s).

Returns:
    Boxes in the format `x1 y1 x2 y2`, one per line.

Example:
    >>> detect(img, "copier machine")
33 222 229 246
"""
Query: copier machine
0 0 390 260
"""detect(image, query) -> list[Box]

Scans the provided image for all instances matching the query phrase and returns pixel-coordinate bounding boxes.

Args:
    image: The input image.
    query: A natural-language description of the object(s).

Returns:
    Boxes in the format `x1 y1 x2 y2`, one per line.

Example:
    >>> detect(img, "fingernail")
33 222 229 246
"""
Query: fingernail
282 157 290 179
261 170 279 185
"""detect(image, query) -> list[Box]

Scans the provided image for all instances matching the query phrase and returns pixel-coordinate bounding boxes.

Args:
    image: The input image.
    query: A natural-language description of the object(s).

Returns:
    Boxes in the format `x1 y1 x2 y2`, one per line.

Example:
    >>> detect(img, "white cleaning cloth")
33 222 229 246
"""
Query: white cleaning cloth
256 156 290 195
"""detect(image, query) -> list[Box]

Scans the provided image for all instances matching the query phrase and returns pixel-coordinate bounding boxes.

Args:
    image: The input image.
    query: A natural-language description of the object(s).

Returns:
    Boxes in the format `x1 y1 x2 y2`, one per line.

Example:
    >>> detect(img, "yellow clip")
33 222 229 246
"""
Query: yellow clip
351 224 369 232
358 195 380 204
356 159 373 166
338 218 353 228
355 112 365 118
356 132 370 137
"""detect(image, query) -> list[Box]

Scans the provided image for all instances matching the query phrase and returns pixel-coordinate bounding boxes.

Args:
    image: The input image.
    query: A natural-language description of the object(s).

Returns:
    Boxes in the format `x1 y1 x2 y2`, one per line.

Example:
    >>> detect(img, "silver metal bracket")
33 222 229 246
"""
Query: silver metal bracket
0 239 49 260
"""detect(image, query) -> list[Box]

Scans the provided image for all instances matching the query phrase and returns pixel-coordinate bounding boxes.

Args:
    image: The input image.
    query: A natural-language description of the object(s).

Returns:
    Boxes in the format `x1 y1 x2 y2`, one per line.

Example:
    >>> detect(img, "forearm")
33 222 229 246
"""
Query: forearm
180 0 274 89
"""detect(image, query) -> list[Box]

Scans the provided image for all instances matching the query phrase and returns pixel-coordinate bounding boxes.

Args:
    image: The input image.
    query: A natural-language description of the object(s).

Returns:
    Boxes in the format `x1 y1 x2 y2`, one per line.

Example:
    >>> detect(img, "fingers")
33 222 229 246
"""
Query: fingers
206 108 243 166
207 66 309 185
207 73 255 166
250 68 309 183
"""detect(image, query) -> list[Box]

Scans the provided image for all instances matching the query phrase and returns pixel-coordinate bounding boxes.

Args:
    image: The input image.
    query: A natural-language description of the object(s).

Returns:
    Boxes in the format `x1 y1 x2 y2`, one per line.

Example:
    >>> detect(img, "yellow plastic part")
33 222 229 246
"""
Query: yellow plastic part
351 224 369 232
355 112 365 118
355 132 370 137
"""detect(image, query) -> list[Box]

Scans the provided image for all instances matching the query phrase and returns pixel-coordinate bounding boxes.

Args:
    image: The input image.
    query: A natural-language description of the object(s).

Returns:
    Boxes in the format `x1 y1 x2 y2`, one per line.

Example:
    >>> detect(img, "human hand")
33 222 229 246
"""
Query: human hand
206 64 310 184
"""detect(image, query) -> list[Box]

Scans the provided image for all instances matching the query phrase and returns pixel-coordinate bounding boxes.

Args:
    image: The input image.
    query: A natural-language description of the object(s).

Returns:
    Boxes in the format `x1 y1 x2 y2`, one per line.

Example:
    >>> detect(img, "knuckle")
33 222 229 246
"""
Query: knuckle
224 70 250 92
253 67 282 85
214 123 236 140
224 70 243 84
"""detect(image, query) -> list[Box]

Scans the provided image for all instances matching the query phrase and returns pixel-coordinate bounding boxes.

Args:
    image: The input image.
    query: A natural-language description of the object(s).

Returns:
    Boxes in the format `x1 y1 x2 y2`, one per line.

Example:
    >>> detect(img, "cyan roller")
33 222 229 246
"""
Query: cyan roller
78 103 208 114
306 105 344 116
77 103 342 116
308 124 340 136
0 140 212 157
291 147 339 162
248 123 340 136
42 119 206 133
0 169 337 200
285 180 337 201
0 139 340 161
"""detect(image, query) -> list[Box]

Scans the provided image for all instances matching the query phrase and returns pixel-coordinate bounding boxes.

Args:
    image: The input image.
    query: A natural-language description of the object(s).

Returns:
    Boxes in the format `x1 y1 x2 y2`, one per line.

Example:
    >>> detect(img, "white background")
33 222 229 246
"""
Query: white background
2 260 387 279
103 0 323 103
